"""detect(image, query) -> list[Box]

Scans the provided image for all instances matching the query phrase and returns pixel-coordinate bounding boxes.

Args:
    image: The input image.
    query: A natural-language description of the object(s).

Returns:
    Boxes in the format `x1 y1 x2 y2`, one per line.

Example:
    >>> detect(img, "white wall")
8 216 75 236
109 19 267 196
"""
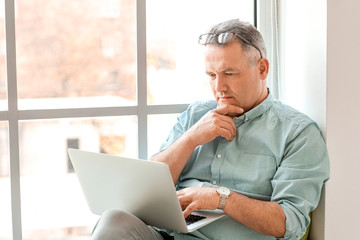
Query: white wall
278 1 327 237
326 0 360 239
279 0 360 239
279 0 327 132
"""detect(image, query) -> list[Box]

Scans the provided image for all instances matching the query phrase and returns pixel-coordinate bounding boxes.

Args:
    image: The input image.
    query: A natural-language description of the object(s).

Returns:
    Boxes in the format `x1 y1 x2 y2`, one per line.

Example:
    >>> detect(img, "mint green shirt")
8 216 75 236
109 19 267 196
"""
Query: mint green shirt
158 93 330 240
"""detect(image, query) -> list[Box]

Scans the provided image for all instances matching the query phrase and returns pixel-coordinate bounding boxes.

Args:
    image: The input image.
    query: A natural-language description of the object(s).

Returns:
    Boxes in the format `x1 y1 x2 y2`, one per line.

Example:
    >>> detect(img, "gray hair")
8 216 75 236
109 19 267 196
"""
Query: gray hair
207 19 267 65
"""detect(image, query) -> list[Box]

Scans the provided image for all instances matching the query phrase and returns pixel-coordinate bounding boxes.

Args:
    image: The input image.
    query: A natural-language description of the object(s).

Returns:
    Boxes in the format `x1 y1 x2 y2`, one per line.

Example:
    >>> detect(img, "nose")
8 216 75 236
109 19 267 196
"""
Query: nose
214 74 227 93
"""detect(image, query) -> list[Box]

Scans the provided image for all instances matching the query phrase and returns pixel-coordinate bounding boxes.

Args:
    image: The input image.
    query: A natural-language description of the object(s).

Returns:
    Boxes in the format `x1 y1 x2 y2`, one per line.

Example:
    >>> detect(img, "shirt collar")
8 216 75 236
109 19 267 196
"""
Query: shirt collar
234 92 274 124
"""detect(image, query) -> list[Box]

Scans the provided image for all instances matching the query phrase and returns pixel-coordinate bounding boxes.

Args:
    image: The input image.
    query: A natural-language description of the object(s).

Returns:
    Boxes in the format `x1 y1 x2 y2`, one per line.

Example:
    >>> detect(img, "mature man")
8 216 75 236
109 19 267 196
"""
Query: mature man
91 19 330 240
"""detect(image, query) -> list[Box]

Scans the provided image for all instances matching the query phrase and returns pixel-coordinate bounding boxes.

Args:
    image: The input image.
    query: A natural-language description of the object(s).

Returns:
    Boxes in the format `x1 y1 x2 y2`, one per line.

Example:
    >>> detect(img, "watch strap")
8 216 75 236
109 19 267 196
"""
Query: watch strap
217 187 230 210
218 194 227 210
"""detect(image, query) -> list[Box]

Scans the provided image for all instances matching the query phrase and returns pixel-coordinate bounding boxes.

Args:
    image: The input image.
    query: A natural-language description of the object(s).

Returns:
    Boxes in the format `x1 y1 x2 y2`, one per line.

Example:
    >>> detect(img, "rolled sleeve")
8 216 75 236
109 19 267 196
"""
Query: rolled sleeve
271 123 330 239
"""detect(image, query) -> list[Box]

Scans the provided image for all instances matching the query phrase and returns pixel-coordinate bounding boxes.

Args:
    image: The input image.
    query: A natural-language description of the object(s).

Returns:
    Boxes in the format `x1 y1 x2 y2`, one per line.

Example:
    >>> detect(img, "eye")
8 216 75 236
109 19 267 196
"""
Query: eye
206 72 216 79
224 71 239 77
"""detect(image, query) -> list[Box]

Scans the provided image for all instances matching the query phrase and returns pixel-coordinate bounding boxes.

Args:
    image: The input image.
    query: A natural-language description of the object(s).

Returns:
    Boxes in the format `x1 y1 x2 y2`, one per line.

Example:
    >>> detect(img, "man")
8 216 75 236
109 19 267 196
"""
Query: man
91 19 330 240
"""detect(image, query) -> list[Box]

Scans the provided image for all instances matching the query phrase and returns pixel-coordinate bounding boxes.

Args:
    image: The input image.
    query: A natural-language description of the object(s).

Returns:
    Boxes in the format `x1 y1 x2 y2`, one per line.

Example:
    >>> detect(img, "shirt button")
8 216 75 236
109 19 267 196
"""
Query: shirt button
212 180 217 185
217 154 222 159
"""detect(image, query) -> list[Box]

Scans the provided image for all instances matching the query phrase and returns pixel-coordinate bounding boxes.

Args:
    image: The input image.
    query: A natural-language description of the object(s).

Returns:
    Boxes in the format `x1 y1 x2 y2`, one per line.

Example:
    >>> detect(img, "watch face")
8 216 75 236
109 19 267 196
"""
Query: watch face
218 186 230 195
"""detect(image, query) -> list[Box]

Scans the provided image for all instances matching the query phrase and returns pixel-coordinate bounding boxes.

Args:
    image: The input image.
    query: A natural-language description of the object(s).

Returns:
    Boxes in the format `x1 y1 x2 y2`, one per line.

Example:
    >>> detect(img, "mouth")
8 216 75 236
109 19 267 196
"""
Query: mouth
216 91 235 105
217 97 235 107
219 96 232 100
218 95 233 102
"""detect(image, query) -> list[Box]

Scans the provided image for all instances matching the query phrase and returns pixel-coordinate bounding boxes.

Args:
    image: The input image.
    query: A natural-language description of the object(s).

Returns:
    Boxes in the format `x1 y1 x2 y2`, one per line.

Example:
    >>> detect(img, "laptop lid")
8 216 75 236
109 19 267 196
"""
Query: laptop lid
68 148 224 233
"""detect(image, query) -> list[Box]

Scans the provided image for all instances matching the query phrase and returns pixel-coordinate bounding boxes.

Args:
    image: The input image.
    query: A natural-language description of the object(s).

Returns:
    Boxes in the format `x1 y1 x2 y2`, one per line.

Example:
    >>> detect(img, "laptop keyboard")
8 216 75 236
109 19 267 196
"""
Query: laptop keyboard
185 214 206 225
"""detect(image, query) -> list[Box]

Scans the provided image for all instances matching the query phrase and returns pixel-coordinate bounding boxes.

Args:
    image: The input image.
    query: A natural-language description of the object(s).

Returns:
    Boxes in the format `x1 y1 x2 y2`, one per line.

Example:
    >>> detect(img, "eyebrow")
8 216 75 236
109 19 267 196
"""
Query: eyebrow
205 68 240 74
222 68 240 72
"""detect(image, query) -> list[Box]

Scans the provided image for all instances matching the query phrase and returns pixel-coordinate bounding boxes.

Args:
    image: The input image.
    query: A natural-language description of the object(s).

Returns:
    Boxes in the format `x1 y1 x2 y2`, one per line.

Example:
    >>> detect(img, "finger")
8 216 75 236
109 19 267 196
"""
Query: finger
177 189 191 198
217 114 236 128
215 104 244 116
177 190 192 205
218 126 236 141
176 190 184 196
179 200 188 211
210 120 235 140
183 203 198 218
215 115 237 138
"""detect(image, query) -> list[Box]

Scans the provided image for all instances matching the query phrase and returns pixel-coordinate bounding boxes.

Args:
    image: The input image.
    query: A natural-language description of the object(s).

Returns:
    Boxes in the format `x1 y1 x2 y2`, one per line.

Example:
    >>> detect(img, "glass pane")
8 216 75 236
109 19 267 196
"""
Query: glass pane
147 0 254 105
148 114 179 157
0 121 12 240
19 116 137 239
0 1 6 111
15 0 136 110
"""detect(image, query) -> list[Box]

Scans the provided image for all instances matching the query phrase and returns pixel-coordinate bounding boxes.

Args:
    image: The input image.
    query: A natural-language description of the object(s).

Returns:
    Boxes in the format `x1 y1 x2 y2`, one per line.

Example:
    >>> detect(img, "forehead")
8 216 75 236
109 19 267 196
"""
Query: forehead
204 41 249 71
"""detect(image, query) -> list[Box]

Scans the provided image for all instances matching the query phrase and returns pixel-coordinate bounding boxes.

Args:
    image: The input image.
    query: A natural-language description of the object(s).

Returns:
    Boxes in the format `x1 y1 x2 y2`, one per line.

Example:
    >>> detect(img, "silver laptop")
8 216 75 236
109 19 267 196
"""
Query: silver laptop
68 148 225 233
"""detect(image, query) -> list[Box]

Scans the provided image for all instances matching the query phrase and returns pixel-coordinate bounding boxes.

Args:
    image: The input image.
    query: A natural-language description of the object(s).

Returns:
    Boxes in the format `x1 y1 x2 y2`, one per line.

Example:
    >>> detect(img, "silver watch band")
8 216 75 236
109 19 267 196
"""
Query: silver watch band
218 194 227 209
217 186 230 210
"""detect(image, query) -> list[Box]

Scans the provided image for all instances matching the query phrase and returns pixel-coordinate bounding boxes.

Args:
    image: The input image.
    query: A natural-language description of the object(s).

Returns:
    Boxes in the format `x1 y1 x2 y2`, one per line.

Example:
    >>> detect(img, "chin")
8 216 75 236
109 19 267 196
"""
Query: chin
218 99 239 107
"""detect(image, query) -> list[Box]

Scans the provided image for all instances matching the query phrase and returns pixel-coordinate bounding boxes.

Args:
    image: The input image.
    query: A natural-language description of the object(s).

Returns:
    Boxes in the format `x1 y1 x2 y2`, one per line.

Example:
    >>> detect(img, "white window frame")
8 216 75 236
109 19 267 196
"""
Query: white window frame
2 0 262 239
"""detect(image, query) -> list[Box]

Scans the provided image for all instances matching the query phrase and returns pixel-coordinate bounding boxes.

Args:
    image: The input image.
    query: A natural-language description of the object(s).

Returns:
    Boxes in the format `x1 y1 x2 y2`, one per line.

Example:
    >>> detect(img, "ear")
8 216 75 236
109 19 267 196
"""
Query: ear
258 58 269 80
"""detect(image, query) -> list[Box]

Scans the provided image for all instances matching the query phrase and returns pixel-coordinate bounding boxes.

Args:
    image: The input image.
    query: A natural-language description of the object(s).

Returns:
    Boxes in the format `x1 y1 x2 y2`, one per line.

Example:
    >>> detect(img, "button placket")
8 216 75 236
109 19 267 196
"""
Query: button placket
211 141 226 186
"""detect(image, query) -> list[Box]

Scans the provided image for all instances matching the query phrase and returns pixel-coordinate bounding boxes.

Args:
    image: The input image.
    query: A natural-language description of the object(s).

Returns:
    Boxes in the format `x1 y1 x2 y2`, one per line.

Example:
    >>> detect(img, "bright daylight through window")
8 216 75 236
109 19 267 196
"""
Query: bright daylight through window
0 0 254 239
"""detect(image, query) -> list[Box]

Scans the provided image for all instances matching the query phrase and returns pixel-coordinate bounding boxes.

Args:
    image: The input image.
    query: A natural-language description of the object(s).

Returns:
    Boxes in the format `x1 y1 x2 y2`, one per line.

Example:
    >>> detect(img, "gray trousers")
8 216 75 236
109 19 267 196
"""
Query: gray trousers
91 209 173 240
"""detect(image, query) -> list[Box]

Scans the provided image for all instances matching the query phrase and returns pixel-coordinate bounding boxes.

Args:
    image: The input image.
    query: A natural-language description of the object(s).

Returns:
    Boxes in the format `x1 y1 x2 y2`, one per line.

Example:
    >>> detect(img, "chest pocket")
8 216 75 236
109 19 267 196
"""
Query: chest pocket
232 153 277 196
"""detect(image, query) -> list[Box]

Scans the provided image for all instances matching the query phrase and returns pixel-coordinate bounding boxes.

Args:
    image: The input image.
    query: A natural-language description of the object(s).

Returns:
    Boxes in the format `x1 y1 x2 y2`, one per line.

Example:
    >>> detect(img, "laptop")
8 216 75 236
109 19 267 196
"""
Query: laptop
67 148 225 233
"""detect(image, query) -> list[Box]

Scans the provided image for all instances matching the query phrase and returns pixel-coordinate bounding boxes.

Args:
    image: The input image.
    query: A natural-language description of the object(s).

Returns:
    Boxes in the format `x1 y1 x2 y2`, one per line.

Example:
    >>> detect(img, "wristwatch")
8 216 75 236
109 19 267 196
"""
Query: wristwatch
216 186 231 210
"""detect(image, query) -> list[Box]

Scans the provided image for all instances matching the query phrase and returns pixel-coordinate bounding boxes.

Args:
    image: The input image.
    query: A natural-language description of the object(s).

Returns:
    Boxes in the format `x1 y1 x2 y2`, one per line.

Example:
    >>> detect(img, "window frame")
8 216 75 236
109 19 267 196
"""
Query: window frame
1 0 259 239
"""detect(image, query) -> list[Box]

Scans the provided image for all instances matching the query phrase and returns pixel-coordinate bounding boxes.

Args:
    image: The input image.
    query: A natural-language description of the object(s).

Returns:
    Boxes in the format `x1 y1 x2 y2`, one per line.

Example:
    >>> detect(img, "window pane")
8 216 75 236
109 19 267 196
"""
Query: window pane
147 0 254 105
19 116 137 239
0 1 6 111
15 0 136 110
148 114 179 157
0 122 12 240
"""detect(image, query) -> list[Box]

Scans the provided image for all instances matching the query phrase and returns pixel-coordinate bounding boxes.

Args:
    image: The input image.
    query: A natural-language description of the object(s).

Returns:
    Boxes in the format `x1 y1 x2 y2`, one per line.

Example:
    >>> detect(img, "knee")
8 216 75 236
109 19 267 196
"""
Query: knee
102 209 129 221
93 209 140 231
91 209 149 240
91 210 133 239
99 209 135 227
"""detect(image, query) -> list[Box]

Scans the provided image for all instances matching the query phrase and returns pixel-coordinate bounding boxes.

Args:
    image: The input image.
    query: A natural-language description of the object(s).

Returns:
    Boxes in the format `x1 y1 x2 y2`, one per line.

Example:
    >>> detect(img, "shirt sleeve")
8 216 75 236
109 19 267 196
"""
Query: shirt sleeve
156 101 216 154
271 122 330 239
157 108 189 153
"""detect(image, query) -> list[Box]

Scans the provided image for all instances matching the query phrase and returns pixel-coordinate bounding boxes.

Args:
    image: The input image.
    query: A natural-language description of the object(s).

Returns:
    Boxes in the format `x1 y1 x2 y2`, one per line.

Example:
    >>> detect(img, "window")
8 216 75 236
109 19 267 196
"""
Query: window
1 0 255 239
16 0 136 110
0 122 9 177
0 122 12 240
146 0 254 105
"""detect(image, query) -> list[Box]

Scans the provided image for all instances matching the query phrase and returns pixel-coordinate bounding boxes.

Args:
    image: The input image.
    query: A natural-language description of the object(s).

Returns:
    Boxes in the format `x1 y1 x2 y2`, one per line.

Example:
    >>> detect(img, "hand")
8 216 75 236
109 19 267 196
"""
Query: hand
177 187 219 218
185 104 244 147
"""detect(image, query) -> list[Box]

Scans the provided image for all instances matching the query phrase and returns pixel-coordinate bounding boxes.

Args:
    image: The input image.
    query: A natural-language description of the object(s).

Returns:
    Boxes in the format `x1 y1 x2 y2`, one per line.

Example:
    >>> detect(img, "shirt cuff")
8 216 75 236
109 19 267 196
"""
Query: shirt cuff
278 205 308 240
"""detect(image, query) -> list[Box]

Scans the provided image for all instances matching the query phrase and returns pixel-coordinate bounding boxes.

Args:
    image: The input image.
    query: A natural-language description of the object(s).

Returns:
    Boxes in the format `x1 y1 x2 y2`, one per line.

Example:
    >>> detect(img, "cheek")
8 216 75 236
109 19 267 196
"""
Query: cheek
211 87 217 98
229 79 247 93
209 81 216 93
235 74 257 91
228 78 254 102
